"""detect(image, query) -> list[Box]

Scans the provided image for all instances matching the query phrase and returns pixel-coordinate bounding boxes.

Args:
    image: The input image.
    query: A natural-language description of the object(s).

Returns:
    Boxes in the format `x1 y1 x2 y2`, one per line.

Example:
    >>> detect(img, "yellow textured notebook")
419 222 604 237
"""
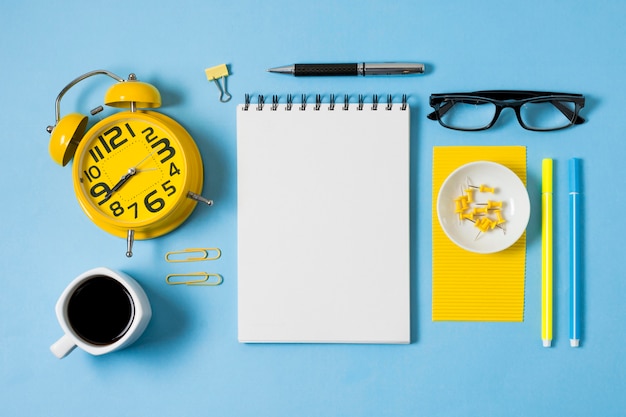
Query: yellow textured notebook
432 146 527 321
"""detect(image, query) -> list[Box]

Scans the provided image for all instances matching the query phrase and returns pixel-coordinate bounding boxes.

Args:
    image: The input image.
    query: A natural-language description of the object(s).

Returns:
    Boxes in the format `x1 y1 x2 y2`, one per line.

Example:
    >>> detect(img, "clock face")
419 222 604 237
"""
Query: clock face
73 111 203 239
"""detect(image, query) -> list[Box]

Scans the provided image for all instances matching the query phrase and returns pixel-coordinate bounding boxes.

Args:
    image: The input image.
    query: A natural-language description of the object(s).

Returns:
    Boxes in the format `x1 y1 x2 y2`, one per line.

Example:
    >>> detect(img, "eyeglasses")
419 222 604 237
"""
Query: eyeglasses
427 90 585 131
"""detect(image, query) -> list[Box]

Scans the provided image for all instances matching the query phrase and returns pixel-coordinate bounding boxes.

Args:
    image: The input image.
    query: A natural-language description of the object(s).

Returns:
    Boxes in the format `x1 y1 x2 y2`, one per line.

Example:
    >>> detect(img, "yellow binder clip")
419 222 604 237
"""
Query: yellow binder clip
205 64 232 103
165 272 223 286
165 247 222 263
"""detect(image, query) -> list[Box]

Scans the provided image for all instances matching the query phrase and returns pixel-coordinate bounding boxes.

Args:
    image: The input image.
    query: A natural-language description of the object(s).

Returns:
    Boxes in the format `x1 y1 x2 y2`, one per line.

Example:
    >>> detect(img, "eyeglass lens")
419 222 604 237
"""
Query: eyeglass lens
437 98 578 131
438 101 496 130
519 100 576 130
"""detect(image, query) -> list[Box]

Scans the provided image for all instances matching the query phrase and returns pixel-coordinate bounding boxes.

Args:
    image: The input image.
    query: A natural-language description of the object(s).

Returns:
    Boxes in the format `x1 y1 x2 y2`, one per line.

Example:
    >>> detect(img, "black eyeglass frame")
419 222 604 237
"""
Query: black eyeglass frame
427 90 586 131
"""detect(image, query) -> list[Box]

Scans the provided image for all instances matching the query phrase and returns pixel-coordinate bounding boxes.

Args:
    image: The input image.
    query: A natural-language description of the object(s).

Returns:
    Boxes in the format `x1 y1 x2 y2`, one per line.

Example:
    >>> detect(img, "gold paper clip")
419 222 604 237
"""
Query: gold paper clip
204 64 231 103
165 272 223 286
165 247 222 263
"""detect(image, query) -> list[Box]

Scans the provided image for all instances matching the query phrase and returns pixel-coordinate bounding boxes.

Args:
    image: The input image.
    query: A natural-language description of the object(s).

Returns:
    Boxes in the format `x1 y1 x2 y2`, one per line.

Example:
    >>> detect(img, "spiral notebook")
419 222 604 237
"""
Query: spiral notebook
237 94 411 343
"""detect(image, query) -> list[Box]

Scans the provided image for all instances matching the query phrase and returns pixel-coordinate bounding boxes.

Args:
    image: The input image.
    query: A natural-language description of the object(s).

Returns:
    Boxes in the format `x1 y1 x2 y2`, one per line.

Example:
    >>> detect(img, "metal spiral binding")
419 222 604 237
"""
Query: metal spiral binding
315 94 322 111
242 94 408 111
244 93 250 110
300 94 307 111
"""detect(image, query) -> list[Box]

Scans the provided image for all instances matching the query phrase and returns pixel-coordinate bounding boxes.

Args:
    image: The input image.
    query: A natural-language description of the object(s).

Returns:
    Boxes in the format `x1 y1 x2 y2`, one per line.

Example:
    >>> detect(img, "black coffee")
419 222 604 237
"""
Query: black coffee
67 275 135 345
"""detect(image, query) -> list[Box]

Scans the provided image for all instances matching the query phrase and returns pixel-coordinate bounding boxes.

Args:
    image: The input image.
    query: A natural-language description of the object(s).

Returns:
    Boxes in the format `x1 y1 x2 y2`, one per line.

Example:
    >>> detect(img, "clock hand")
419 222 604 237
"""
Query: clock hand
101 164 157 204
132 150 157 169
102 167 137 203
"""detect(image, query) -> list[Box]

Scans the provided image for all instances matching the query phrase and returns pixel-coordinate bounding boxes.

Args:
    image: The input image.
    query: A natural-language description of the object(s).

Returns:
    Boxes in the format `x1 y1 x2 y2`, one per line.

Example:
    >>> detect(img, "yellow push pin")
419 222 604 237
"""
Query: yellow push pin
475 200 503 209
495 215 507 234
205 64 232 103
495 210 507 227
462 212 476 222
460 195 469 210
479 217 491 232
454 197 464 213
454 195 469 212
473 217 490 240
467 178 496 194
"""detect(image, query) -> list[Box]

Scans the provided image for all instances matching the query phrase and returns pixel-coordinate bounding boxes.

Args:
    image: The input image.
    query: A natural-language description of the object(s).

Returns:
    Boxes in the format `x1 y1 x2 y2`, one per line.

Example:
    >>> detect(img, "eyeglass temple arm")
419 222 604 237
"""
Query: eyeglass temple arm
427 100 489 120
427 101 454 120
552 100 585 124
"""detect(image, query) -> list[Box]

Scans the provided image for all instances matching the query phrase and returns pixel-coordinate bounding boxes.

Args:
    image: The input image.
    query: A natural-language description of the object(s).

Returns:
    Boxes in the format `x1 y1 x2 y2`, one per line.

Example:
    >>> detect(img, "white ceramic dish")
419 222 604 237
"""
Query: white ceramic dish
436 161 531 254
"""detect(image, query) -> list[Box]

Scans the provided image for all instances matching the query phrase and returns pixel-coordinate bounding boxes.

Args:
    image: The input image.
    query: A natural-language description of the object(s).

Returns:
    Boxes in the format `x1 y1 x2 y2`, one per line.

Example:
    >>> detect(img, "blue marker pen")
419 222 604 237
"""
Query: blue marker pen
569 158 582 347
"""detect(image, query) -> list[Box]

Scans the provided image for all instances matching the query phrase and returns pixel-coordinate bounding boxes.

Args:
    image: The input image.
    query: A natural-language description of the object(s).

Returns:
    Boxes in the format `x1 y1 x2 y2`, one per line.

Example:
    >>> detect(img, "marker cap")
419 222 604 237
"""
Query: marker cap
542 159 553 193
569 158 581 193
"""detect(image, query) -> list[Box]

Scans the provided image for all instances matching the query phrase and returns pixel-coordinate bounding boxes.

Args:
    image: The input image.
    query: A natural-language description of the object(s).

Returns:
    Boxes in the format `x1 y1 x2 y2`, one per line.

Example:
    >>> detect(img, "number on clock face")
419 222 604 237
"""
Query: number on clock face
78 118 186 223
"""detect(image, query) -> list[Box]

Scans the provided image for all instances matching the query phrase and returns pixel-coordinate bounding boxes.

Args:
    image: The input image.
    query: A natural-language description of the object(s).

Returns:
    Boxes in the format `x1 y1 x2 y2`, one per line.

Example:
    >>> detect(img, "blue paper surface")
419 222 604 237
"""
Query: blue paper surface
1 1 625 415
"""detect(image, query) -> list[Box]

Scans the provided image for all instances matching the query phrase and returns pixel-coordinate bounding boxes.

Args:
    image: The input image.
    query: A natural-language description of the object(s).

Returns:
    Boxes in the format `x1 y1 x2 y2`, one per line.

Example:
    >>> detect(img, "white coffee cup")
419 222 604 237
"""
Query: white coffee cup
50 267 152 359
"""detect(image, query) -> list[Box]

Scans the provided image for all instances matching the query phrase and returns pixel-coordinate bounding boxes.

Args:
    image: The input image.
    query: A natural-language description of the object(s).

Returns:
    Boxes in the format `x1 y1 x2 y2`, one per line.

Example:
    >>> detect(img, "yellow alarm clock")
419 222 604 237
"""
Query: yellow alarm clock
46 70 212 257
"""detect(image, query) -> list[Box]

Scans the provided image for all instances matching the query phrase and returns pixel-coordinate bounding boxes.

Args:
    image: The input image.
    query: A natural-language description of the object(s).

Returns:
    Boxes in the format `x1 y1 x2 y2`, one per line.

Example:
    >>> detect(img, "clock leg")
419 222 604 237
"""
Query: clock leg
187 191 213 206
126 229 135 258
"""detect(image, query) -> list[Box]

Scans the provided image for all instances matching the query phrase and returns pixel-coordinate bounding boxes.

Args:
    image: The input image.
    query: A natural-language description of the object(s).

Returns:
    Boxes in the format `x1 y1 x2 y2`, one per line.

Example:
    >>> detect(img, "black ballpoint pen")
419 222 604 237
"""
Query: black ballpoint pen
267 62 425 76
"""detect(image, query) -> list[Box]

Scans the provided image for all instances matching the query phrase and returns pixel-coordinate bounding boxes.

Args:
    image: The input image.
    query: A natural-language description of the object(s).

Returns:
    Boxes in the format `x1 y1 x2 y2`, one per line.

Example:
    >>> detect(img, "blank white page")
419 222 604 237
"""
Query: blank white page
237 100 410 343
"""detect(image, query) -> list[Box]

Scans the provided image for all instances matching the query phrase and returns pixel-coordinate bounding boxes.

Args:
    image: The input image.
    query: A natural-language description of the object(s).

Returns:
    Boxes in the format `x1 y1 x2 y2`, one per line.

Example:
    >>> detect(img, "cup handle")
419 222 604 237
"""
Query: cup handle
50 334 76 359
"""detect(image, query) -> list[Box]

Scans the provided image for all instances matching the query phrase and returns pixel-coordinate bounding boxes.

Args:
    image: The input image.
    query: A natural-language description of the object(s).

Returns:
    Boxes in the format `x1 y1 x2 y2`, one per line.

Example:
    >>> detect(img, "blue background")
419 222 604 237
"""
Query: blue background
1 1 625 415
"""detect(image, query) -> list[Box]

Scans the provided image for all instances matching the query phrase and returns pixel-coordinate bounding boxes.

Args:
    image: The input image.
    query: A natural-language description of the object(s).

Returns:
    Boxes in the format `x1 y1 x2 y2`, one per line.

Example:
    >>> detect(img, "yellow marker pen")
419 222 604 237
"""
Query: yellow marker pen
542 159 553 347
